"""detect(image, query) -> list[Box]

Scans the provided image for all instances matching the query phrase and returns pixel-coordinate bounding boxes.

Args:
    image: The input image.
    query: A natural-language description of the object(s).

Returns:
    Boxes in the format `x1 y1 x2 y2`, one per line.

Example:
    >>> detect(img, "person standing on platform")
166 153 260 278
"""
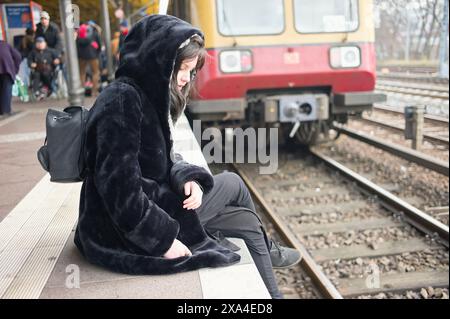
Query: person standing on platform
76 22 102 96
20 28 35 59
35 11 63 57
111 31 121 67
118 21 129 57
0 40 21 116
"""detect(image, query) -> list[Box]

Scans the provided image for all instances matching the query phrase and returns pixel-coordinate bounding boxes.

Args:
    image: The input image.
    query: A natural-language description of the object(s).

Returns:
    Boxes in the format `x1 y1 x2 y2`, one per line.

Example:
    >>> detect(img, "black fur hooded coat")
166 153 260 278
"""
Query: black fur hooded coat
74 15 241 275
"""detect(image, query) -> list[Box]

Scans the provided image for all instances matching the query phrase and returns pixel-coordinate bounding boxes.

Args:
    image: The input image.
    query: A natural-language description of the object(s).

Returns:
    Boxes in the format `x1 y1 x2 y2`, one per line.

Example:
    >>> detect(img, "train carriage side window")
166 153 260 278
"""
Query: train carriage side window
216 0 285 36
294 0 359 34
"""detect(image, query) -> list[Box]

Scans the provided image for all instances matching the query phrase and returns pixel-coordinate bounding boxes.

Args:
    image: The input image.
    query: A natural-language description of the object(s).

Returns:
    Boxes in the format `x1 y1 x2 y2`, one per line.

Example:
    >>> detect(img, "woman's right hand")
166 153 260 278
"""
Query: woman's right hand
163 239 192 259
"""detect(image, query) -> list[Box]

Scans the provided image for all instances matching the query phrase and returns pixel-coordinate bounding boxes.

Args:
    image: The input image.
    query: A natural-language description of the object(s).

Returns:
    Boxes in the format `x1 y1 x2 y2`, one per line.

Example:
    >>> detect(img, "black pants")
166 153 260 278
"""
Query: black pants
31 70 53 93
196 172 283 299
0 74 13 115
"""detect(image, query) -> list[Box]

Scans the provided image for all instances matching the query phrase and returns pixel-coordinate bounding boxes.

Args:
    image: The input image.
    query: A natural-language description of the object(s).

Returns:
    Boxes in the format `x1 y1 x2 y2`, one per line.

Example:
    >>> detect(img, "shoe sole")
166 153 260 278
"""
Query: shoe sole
272 256 302 269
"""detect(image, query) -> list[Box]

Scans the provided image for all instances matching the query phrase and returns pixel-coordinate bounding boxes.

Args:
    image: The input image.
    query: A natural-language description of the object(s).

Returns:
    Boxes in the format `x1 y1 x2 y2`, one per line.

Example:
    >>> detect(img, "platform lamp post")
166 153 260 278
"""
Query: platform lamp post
59 0 84 106
159 0 170 14
101 0 115 82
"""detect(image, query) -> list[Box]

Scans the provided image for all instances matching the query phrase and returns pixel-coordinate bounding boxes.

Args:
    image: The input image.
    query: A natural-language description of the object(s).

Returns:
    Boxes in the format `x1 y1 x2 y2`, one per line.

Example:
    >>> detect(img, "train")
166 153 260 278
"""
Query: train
171 0 386 145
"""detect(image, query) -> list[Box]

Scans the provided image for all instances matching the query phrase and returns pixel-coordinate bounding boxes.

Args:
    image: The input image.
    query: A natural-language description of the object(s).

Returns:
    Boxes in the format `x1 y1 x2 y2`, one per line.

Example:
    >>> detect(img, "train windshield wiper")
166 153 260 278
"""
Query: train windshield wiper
221 6 238 47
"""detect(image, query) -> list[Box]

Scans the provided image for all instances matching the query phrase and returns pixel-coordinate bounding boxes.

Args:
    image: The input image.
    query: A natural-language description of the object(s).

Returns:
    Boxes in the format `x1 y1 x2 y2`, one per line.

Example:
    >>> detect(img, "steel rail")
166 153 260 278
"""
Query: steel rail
359 117 449 145
373 105 449 124
334 125 449 177
376 81 449 93
377 73 449 85
230 164 344 299
376 86 449 100
310 148 449 248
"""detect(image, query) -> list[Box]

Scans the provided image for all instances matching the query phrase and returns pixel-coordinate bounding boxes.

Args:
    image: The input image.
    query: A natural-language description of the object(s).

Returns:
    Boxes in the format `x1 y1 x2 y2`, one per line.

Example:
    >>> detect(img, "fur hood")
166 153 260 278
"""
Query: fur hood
74 15 240 276
116 15 203 116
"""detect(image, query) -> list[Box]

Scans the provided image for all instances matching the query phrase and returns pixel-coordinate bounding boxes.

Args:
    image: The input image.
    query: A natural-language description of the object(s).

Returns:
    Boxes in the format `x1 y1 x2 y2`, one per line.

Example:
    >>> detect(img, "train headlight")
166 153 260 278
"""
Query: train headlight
330 46 361 69
219 50 253 73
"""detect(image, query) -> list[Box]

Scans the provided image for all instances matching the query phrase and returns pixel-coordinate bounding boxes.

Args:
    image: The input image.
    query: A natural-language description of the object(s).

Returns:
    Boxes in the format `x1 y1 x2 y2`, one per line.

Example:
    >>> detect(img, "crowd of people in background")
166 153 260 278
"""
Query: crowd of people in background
0 9 130 115
19 11 64 101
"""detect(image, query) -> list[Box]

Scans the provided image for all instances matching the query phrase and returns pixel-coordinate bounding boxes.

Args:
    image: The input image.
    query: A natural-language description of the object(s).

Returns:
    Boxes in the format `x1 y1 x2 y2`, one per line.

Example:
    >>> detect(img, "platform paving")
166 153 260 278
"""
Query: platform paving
0 98 95 223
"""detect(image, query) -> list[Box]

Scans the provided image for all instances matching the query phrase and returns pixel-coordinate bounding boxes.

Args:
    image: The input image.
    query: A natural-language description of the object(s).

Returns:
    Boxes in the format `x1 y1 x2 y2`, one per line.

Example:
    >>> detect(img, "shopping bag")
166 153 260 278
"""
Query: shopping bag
12 78 19 97
13 75 29 102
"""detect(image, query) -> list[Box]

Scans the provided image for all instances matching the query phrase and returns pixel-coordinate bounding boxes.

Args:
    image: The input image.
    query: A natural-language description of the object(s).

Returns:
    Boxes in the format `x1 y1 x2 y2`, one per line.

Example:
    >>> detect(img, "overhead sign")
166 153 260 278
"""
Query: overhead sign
30 1 42 27
5 4 32 29
1 2 42 45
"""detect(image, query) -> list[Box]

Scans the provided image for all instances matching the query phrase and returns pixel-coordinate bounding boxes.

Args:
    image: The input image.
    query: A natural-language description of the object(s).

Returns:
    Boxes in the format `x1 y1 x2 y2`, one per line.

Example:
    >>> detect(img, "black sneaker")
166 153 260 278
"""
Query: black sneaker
269 241 302 269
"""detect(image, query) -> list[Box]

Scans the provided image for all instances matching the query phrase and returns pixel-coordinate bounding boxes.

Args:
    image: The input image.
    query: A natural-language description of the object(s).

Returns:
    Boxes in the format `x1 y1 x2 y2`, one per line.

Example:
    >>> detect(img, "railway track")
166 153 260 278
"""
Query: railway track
356 105 449 154
376 83 449 101
374 78 449 118
378 65 439 74
333 125 449 177
377 73 449 86
229 149 449 299
377 80 449 93
358 117 449 146
372 105 449 125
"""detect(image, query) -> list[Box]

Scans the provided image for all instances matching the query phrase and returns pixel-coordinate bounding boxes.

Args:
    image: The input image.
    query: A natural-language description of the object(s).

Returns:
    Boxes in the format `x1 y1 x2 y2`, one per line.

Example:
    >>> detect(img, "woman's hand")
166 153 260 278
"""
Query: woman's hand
183 181 203 210
163 239 192 259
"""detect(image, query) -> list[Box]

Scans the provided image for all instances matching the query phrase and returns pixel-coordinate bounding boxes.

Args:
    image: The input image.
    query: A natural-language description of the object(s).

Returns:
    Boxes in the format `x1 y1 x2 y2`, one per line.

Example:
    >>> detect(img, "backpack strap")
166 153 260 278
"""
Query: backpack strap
81 107 90 179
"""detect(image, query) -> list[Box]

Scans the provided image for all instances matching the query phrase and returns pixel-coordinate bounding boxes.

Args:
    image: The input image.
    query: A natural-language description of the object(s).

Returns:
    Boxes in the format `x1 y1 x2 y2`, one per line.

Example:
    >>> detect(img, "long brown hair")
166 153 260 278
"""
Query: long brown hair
170 34 206 123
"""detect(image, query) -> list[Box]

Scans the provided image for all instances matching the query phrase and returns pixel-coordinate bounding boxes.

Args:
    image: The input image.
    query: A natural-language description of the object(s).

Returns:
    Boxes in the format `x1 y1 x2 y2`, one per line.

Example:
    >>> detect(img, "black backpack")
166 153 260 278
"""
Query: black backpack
37 106 90 183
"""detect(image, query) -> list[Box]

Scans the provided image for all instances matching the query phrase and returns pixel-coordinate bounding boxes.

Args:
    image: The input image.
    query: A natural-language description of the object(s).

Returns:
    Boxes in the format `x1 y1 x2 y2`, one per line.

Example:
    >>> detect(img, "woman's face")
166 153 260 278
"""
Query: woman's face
177 56 199 92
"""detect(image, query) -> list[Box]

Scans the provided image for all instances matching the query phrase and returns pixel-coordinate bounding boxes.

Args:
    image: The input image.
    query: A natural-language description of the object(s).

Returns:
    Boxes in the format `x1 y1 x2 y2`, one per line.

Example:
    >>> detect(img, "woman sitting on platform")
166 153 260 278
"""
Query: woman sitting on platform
75 15 301 299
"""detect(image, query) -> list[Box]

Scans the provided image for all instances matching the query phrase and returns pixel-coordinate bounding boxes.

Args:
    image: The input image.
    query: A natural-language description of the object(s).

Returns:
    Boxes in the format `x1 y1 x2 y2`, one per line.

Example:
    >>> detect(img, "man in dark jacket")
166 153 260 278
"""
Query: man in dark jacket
35 11 63 56
76 23 102 96
20 28 35 59
0 40 22 115
28 37 60 99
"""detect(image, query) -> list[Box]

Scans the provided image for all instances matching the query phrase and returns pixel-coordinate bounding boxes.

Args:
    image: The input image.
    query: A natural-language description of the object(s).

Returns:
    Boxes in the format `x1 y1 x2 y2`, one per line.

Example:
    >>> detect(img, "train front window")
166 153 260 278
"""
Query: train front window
294 0 359 33
216 0 285 36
